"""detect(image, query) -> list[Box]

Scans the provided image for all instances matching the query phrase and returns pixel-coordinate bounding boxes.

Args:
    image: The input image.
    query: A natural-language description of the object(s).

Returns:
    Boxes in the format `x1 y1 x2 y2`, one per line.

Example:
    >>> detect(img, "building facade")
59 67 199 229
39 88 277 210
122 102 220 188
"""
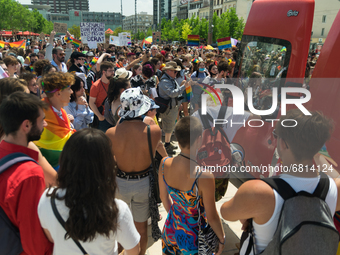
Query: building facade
159 0 172 23
123 12 153 33
31 0 89 13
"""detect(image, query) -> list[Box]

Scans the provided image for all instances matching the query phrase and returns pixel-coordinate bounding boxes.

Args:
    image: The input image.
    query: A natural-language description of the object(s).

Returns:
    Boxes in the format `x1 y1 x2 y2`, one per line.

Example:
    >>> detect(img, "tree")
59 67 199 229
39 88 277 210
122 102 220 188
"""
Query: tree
159 7 245 43
69 25 81 39
181 23 192 41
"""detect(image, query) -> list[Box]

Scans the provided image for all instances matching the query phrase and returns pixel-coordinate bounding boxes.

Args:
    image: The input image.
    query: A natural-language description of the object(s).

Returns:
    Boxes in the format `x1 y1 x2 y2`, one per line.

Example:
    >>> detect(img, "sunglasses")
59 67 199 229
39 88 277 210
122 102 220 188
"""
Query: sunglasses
272 129 289 149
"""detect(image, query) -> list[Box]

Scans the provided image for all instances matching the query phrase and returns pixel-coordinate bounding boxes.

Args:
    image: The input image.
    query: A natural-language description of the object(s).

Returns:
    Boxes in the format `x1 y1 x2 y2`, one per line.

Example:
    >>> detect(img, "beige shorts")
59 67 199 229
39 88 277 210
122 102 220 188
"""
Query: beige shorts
161 104 179 134
116 176 150 222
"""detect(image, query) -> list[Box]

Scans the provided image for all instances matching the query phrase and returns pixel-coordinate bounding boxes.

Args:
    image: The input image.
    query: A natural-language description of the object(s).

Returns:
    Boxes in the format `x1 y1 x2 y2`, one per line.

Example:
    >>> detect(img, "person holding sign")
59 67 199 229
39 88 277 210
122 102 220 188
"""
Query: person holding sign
45 31 72 72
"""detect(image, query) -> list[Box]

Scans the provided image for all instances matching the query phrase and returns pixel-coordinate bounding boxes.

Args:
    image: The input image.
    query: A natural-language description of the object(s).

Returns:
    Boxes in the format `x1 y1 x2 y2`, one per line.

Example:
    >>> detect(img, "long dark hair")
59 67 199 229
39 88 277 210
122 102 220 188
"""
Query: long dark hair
70 76 83 102
107 78 130 104
48 128 118 242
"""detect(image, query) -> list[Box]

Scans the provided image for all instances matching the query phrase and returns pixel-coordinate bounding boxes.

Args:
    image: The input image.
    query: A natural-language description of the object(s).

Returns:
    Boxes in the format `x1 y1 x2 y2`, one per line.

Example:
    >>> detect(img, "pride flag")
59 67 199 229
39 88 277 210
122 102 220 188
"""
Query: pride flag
217 37 231 50
185 85 193 102
73 38 81 48
8 40 26 49
34 98 75 169
187 35 200 47
140 38 145 49
0 40 5 49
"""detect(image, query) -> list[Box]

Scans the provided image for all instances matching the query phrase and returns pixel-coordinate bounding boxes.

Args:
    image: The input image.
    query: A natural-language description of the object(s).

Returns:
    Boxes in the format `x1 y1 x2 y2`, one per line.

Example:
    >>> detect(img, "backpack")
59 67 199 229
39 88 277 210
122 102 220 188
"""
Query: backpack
197 106 232 201
240 173 339 255
0 152 37 255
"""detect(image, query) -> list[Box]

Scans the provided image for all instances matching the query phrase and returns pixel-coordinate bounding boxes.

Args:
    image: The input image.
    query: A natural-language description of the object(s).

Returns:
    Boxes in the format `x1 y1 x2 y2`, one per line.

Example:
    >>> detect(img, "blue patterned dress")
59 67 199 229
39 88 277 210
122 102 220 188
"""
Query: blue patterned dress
161 158 207 255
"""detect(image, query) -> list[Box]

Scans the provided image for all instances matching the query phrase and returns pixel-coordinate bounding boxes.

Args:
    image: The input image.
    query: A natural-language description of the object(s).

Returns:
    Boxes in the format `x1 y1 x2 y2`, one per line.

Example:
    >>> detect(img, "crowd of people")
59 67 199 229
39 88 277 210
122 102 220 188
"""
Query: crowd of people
0 28 339 255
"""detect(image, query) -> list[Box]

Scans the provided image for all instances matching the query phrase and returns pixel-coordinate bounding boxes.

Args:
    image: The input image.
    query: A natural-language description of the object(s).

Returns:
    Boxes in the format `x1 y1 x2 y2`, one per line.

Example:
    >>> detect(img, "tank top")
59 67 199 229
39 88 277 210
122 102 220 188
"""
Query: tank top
253 174 338 254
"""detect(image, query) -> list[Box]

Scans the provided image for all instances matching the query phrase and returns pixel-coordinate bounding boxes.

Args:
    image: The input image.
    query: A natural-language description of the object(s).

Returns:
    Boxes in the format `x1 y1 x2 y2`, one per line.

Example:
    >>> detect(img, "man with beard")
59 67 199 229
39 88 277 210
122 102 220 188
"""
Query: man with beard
51 46 67 73
0 92 53 255
89 61 115 132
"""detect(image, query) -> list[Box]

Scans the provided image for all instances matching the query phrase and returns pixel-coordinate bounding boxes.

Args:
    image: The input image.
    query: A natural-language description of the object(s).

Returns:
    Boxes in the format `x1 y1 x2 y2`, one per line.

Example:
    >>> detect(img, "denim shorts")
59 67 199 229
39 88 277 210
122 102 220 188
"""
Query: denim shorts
116 176 150 222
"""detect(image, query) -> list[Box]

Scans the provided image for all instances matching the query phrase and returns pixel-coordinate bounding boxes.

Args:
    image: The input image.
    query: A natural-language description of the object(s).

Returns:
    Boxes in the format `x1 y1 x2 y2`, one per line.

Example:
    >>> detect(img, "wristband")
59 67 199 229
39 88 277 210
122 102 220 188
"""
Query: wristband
219 237 225 245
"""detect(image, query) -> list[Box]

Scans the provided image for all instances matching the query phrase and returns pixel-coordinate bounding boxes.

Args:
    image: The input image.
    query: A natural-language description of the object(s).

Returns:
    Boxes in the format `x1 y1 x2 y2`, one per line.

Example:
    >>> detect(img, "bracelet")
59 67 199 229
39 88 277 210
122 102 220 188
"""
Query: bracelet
219 237 225 245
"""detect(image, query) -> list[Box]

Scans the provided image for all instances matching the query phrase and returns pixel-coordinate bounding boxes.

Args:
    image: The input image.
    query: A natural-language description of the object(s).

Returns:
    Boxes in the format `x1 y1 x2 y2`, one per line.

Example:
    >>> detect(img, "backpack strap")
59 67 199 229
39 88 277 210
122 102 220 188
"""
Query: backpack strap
0 152 36 174
51 195 89 255
312 172 329 201
262 177 297 200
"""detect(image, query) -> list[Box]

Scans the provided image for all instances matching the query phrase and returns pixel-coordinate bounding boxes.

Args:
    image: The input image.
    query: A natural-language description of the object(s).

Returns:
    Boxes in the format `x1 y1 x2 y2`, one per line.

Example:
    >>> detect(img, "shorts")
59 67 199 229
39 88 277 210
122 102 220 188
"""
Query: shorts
160 104 179 134
116 176 150 222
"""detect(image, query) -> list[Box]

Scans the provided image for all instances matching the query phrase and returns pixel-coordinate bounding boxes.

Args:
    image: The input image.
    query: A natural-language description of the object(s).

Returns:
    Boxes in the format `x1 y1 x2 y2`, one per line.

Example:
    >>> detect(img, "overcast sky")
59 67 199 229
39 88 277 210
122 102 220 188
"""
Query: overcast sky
17 0 153 16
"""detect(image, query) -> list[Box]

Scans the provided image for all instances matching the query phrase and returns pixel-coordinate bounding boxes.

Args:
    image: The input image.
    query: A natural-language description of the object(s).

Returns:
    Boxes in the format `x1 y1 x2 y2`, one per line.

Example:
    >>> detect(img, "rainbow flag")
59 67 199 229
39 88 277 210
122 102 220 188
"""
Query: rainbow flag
8 40 26 49
0 40 5 49
140 38 145 49
217 37 231 50
34 98 75 169
247 46 251 51
73 38 81 48
187 35 200 47
185 85 193 102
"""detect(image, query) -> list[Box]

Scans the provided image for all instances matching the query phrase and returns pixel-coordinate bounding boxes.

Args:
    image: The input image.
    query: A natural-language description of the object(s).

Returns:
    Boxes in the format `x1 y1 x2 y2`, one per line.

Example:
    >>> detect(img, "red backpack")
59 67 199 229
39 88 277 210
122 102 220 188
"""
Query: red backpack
197 106 232 178
197 106 232 201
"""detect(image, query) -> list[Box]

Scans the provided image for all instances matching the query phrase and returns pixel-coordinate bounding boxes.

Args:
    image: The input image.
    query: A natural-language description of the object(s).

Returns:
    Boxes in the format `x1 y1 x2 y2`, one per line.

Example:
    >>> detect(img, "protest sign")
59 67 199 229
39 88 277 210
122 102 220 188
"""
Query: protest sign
152 32 161 44
187 35 199 46
217 37 231 50
39 33 45 40
118 32 131 46
109 35 120 46
60 35 66 45
80 22 105 44
54 22 68 33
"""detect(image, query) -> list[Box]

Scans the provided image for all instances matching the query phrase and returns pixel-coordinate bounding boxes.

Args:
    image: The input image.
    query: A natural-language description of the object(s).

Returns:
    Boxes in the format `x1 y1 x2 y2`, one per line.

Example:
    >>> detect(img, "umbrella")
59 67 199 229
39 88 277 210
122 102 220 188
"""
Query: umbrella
105 28 113 34
145 36 152 44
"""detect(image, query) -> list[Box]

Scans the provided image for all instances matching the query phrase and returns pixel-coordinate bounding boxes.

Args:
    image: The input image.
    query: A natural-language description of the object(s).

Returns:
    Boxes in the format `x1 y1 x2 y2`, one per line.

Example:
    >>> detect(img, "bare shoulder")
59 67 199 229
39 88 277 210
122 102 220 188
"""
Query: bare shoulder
237 179 275 200
105 126 117 139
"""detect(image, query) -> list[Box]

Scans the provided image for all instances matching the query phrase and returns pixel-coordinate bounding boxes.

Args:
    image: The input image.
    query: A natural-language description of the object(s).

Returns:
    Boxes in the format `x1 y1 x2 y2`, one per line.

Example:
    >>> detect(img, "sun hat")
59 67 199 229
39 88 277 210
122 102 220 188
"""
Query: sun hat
119 87 151 119
149 99 160 110
162 61 181 71
115 68 133 79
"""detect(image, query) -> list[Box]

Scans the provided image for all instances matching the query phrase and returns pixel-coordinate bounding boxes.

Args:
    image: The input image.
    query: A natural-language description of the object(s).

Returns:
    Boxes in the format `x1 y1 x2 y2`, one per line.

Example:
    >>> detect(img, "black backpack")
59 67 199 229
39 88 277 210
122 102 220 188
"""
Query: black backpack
0 152 37 255
240 172 339 255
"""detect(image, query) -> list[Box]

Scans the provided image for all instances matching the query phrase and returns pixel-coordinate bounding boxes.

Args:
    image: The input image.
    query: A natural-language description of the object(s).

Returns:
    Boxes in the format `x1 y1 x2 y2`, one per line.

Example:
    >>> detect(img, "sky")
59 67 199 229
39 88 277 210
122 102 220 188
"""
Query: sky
17 0 153 16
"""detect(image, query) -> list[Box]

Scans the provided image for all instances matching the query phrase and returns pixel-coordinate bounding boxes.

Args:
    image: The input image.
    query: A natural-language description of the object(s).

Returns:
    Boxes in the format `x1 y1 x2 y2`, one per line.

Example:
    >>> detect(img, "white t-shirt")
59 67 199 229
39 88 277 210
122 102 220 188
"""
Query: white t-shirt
38 188 140 255
192 106 251 142
252 175 338 254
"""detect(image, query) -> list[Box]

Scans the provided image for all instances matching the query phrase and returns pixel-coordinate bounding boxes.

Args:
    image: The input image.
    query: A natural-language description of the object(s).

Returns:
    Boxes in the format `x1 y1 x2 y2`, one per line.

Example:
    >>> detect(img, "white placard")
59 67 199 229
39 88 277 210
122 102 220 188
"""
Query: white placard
80 22 105 44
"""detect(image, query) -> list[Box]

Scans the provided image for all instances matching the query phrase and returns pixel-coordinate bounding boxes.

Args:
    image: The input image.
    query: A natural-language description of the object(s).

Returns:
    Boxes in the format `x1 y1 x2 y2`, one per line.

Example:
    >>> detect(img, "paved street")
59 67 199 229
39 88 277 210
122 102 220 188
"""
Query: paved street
146 182 242 255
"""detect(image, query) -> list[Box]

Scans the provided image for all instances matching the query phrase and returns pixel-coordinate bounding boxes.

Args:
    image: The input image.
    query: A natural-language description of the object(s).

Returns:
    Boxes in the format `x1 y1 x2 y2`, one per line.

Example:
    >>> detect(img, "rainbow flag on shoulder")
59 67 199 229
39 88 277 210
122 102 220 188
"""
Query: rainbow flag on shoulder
34 98 75 170
217 37 231 50
187 35 200 47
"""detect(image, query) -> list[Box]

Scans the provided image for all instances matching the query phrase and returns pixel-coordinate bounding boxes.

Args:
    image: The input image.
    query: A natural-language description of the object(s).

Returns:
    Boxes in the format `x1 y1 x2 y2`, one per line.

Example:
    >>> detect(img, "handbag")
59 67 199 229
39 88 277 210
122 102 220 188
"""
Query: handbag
147 125 162 242
147 125 162 204
51 194 89 255
195 175 219 255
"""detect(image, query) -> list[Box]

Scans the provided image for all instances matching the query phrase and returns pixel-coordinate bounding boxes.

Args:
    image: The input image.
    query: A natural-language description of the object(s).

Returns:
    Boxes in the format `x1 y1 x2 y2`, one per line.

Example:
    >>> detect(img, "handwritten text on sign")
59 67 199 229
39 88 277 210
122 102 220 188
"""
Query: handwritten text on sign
54 22 68 33
80 22 105 43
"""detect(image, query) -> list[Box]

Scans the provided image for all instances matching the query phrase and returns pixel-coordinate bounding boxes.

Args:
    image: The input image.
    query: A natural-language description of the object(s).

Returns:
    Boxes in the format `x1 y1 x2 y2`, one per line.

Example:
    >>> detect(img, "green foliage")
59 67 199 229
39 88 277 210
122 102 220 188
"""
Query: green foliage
0 0 53 33
68 25 81 39
160 8 245 42
181 23 192 41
